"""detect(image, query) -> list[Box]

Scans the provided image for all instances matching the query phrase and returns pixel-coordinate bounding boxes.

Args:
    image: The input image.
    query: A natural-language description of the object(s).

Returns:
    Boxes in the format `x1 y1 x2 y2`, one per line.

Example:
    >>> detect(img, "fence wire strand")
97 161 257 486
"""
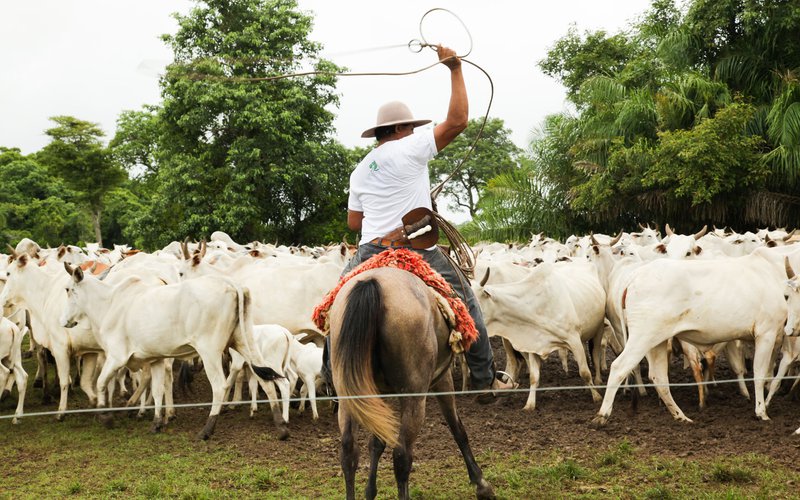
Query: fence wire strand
2 373 798 421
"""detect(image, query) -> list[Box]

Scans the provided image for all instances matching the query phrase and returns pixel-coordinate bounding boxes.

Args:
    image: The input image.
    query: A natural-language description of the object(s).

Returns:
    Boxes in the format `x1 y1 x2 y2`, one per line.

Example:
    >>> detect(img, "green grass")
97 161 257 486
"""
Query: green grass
2 355 799 498
1 415 799 499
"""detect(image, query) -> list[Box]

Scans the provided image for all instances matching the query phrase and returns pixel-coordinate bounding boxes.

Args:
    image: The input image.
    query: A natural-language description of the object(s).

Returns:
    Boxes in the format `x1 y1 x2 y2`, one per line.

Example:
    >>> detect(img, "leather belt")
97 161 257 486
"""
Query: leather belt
369 226 411 247
369 238 411 248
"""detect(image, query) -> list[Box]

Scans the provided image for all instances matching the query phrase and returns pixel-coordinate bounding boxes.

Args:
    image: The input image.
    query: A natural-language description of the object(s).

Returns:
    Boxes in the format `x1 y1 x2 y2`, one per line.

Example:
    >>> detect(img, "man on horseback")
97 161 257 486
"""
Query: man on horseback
323 44 513 401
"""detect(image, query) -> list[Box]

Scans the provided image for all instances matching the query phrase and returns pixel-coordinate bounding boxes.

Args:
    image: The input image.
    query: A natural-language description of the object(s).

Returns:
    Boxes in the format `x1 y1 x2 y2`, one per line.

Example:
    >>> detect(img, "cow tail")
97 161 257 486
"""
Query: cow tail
333 278 399 448
229 281 282 381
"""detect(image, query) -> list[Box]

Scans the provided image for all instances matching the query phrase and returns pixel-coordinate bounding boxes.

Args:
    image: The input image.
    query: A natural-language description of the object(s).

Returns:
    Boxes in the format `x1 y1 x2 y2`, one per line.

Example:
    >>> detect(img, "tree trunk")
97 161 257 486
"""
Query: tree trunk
91 209 103 247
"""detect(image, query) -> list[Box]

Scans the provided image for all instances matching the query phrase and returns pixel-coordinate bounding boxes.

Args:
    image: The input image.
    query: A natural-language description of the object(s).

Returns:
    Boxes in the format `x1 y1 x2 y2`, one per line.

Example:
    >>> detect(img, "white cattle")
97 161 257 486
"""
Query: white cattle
657 224 708 259
223 324 293 425
1 250 102 418
475 261 605 410
765 336 800 410
592 248 799 426
179 252 344 336
287 338 324 420
0 312 28 423
60 266 286 440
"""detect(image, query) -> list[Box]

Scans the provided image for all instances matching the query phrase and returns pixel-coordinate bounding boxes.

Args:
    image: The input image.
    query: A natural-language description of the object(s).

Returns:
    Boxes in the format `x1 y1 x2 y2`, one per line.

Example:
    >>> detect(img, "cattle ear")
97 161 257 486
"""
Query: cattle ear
656 244 667 254
693 246 703 255
592 245 600 255
73 267 84 283
192 255 201 267
17 254 28 267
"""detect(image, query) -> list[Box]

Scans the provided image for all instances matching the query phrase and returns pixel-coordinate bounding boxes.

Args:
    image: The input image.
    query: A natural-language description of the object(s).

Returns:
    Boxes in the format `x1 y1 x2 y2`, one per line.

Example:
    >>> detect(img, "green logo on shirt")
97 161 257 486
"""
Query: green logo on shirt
368 160 379 173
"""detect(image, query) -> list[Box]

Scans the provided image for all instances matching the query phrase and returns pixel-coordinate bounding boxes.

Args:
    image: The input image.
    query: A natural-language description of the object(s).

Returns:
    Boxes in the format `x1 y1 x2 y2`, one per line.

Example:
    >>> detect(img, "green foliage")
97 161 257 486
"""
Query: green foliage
126 0 352 248
501 0 800 234
0 149 92 247
644 103 767 205
539 26 635 105
429 118 521 217
37 116 126 245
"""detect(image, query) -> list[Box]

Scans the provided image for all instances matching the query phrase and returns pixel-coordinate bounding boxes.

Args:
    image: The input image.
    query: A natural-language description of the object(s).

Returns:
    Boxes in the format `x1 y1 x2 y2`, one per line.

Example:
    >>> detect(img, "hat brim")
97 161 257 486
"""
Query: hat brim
361 119 432 138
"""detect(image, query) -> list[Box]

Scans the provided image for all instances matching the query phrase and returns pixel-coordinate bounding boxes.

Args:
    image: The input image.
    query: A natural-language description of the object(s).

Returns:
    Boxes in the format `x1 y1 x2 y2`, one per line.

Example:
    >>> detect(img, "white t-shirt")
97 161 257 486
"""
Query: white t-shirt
348 128 438 245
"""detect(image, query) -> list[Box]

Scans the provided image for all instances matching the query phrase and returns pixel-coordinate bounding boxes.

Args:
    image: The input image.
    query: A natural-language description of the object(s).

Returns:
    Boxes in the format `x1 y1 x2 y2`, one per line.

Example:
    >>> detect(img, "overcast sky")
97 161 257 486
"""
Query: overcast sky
1 0 653 155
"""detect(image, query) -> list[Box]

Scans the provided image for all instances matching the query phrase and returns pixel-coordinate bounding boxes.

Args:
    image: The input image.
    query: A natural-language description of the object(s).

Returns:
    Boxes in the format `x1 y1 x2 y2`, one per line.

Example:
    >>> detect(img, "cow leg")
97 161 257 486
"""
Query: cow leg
258 378 290 440
52 350 72 421
95 356 124 428
458 353 469 391
558 348 569 374
148 360 167 433
591 329 604 385
306 375 319 421
393 395 425 500
247 367 259 418
431 373 494 499
593 338 658 426
646 343 691 422
752 332 779 421
522 353 542 411
0 366 9 403
79 353 98 406
680 342 706 410
567 336 602 403
365 435 386 500
233 369 245 404
116 368 130 399
164 359 176 422
36 347 51 404
725 341 750 400
338 409 359 500
197 349 226 440
766 353 793 408
11 358 28 424
501 338 523 383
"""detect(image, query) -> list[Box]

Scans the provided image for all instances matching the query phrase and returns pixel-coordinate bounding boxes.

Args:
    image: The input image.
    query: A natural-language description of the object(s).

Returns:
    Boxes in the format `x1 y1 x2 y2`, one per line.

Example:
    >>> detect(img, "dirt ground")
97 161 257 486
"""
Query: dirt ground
159 338 800 474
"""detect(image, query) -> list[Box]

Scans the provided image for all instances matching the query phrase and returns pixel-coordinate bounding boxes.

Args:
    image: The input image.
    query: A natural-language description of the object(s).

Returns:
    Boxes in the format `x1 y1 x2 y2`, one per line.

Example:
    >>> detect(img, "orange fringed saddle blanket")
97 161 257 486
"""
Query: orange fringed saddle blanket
312 248 478 351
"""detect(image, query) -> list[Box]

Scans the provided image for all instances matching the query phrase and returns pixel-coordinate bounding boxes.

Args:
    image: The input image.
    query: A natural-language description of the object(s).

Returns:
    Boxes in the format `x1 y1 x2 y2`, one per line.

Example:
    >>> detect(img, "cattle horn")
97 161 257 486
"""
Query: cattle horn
181 237 191 260
693 225 708 240
6 244 17 258
479 268 491 287
638 223 646 231
783 229 797 241
199 239 207 258
786 257 796 280
590 234 600 246
64 262 75 276
609 230 623 246
665 223 674 236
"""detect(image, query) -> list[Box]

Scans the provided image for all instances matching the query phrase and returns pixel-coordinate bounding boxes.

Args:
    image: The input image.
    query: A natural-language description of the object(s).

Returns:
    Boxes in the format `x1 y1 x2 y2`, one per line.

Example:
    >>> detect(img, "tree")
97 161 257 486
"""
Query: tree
129 0 349 248
428 118 521 218
38 116 126 246
0 147 92 246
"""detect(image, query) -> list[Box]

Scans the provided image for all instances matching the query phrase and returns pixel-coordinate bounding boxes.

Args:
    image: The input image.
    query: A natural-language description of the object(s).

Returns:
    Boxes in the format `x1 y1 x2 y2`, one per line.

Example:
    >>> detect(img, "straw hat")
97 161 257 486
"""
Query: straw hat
361 101 431 138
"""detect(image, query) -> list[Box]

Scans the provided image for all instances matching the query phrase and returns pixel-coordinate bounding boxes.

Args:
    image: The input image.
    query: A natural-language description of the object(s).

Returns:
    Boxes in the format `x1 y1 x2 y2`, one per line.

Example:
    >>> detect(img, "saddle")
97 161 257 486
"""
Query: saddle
311 248 477 352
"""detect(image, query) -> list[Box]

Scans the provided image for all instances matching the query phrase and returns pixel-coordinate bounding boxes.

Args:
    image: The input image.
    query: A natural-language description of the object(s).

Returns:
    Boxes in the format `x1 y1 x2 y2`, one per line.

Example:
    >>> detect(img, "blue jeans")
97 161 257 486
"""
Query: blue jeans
338 242 495 389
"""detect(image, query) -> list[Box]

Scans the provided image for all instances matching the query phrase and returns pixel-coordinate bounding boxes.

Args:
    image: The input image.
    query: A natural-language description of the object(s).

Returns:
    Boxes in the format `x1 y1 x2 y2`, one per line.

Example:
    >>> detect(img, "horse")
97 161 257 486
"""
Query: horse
329 267 495 500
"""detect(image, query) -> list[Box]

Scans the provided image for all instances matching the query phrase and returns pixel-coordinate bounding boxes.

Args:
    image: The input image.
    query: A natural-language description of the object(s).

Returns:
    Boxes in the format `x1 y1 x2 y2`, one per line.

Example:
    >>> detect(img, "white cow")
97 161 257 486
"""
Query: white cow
223 324 294 425
0 312 28 423
475 261 605 410
287 338 324 420
1 250 103 419
592 248 798 426
60 266 286 440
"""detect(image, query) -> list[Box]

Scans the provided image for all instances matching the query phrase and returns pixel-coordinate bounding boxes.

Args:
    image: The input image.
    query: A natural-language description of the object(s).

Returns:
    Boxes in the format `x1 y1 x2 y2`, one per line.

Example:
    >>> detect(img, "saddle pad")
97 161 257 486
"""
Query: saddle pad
312 248 478 351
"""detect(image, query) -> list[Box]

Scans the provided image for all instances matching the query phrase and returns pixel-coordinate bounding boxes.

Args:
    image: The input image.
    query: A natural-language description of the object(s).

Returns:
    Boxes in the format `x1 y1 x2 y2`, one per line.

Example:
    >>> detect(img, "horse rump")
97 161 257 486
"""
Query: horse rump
332 277 399 448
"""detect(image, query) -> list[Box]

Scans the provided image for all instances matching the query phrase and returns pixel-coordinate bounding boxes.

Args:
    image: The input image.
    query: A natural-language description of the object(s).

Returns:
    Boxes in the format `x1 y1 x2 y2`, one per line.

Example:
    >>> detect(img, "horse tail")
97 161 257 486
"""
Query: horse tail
333 278 399 448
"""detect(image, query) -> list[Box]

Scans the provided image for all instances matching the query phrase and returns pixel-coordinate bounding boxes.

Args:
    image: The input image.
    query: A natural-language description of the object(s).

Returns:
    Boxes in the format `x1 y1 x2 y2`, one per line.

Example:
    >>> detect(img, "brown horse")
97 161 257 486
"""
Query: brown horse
330 267 495 500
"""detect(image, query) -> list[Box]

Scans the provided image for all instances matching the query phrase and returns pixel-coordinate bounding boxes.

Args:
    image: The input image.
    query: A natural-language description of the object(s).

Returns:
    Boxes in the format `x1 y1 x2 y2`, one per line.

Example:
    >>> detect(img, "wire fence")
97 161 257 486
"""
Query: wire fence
2 373 798 421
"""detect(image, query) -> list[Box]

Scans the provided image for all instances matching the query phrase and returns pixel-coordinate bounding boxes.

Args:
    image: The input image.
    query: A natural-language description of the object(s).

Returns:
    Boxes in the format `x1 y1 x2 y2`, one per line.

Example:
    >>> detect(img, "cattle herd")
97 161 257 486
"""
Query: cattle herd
1 224 800 440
